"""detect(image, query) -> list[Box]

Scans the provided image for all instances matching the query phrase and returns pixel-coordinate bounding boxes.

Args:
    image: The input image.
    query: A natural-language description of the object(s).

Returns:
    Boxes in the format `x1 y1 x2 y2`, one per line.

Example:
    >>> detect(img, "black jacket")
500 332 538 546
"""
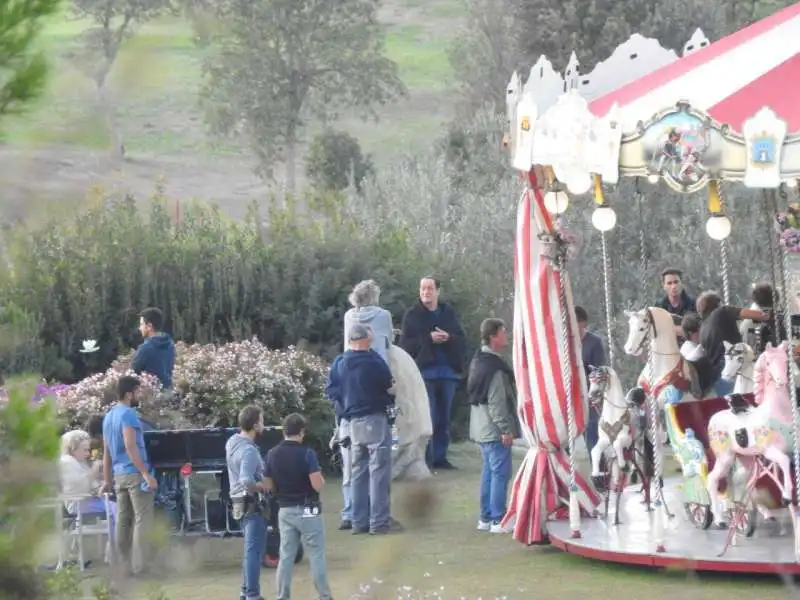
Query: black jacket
399 301 466 374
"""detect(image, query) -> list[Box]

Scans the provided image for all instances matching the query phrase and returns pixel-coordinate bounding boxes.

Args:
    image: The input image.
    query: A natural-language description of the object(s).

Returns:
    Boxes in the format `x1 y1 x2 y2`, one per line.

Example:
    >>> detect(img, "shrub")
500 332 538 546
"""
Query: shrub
55 339 334 443
307 129 374 193
0 389 61 600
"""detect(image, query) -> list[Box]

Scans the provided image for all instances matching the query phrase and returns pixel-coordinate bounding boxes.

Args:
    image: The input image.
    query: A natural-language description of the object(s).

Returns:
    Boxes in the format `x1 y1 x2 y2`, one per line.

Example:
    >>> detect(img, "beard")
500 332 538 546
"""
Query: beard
130 397 140 408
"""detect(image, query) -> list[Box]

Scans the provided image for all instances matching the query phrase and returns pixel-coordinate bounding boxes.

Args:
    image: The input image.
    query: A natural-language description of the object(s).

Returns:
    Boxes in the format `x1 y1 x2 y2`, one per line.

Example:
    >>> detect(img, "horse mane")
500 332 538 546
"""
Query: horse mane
647 306 680 353
753 350 767 404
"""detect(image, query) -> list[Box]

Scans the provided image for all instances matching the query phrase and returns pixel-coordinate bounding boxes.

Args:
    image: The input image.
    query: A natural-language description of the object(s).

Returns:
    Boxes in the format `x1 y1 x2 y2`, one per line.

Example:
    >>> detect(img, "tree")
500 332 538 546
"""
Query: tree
0 0 61 120
199 0 407 193
64 0 173 158
306 130 373 193
447 0 519 115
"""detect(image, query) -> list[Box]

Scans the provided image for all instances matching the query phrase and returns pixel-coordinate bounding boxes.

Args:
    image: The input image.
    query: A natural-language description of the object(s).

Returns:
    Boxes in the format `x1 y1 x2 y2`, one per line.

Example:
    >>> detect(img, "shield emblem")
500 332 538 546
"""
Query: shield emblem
751 136 776 165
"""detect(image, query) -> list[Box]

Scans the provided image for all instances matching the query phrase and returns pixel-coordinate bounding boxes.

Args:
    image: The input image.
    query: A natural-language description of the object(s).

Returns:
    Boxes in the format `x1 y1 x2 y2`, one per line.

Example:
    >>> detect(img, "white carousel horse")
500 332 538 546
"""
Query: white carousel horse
721 341 755 395
623 307 714 406
706 342 795 527
587 366 634 477
387 344 433 481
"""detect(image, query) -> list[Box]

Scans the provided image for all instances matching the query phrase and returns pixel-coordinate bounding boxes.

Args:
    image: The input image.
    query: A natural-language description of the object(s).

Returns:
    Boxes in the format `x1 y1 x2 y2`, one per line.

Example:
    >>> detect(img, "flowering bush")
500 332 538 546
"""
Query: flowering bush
55 339 334 442
776 206 800 253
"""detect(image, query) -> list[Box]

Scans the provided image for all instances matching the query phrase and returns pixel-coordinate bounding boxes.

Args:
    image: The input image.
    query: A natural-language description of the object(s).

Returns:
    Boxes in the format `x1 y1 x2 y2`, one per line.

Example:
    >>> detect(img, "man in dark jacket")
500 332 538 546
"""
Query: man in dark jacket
328 324 399 535
468 318 519 534
131 307 176 389
575 306 606 462
399 276 466 470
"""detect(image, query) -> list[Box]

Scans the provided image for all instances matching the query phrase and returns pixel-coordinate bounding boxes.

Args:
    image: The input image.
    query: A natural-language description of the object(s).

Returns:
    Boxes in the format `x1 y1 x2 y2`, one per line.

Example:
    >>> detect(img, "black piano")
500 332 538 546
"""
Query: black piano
144 426 301 566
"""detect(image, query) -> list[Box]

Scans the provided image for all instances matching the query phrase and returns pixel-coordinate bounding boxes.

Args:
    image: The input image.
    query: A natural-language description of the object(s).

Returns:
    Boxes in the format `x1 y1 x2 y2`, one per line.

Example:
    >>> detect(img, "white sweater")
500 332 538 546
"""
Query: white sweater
59 454 96 514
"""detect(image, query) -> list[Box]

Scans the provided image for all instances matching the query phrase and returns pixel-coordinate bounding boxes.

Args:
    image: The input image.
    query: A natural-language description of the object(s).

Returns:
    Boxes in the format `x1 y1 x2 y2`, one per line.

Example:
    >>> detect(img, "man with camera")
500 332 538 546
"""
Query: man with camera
263 413 332 600
226 405 269 600
329 323 399 535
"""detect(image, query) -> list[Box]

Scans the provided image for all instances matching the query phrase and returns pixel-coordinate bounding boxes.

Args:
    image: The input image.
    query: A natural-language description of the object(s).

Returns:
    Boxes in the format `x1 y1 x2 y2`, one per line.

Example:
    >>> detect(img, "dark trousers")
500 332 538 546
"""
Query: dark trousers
424 378 458 465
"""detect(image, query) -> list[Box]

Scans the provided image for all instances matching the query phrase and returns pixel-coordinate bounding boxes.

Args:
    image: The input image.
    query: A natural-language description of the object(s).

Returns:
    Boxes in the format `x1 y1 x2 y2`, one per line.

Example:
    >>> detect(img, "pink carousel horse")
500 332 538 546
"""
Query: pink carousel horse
706 342 795 527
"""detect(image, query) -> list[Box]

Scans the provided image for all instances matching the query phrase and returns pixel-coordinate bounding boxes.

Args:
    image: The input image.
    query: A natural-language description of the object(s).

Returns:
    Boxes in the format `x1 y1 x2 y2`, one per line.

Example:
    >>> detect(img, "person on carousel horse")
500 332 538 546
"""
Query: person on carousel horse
739 282 786 354
694 291 769 397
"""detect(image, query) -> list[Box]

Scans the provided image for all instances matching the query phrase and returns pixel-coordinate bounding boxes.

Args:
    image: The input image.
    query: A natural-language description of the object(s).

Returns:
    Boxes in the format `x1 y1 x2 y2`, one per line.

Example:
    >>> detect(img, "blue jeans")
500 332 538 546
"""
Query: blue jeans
479 442 512 522
240 513 267 600
424 378 458 465
350 413 392 532
276 506 332 600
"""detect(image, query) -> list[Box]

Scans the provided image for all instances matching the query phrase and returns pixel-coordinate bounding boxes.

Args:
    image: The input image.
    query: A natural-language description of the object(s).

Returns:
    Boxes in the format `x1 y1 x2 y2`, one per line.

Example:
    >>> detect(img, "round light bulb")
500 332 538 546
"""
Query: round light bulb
705 215 732 241
566 172 593 195
647 173 660 184
543 190 569 214
591 206 617 232
787 179 798 189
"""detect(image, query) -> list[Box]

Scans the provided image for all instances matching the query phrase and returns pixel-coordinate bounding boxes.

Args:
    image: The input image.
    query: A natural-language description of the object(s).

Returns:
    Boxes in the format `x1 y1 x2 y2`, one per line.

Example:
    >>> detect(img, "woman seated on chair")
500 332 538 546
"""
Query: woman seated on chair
59 429 114 518
696 291 769 397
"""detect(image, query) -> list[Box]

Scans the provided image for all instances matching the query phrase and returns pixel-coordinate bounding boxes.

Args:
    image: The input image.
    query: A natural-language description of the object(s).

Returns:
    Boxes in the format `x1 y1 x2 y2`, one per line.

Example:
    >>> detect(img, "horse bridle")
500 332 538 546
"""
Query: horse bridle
725 346 753 382
632 308 657 356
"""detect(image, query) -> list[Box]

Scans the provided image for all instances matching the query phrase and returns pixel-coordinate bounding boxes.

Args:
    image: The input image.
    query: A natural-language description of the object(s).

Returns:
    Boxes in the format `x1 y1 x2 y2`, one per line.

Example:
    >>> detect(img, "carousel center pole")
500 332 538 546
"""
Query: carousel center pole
637 180 666 552
776 185 800 561
556 234 582 539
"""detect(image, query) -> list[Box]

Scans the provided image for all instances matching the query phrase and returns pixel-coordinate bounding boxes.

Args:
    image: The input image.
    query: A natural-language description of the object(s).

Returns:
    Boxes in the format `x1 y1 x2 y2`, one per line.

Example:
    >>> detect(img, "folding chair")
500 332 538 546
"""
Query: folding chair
56 493 114 571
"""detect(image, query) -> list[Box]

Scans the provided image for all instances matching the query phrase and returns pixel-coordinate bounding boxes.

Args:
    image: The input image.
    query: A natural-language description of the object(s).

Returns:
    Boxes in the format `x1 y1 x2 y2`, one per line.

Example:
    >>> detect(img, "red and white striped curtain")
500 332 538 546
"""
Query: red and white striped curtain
502 178 601 544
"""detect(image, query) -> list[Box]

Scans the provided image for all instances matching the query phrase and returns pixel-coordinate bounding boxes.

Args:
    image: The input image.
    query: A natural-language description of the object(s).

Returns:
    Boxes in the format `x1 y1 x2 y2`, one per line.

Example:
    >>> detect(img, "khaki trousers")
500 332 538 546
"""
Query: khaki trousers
114 472 155 574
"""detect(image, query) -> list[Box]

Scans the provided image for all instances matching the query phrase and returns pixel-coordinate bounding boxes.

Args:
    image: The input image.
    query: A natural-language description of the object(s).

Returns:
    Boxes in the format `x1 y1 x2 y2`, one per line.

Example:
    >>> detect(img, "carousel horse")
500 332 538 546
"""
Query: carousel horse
706 342 795 527
721 341 756 395
587 366 635 478
387 344 433 481
623 307 707 406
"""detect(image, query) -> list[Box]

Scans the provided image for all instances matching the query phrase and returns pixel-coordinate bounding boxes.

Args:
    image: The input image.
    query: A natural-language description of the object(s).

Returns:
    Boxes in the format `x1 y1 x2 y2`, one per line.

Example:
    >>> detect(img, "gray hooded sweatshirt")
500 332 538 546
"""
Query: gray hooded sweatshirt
344 305 393 365
225 433 264 499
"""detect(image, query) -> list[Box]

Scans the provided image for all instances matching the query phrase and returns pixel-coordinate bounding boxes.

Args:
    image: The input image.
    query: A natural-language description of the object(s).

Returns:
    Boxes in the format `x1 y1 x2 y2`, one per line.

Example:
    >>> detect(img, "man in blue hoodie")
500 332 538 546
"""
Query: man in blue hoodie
131 307 176 390
328 324 398 535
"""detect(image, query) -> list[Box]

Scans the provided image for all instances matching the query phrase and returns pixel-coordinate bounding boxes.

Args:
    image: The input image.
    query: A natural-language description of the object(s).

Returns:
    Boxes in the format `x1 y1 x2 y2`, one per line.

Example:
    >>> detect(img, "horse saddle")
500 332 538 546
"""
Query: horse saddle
734 427 749 448
726 393 750 415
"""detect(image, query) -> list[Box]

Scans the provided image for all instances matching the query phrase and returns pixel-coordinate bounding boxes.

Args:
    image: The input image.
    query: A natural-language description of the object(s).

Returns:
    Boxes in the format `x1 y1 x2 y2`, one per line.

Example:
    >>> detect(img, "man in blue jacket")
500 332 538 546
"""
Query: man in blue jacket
328 324 398 535
131 307 176 390
399 276 466 470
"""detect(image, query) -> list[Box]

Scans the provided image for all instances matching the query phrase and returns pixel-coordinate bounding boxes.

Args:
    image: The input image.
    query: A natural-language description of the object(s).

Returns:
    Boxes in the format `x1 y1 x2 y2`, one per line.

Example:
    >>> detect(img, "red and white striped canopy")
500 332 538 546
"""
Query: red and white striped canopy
590 2 800 132
502 176 600 544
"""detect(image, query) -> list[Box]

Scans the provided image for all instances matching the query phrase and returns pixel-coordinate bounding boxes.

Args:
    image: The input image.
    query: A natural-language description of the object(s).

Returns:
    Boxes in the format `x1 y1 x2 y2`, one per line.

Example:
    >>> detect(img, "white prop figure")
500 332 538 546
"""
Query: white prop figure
721 341 756 395
388 345 433 481
587 365 634 477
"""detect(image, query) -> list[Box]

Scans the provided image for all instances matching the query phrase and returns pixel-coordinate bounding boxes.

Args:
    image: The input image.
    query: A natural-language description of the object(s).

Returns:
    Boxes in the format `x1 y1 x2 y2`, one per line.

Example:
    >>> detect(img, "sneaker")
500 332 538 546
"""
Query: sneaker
338 519 352 530
477 520 491 531
490 521 512 534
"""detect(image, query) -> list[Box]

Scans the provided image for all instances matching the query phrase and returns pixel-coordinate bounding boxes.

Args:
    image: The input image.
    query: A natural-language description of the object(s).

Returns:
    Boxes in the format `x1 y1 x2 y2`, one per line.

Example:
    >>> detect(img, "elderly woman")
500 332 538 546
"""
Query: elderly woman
343 279 394 364
59 429 112 517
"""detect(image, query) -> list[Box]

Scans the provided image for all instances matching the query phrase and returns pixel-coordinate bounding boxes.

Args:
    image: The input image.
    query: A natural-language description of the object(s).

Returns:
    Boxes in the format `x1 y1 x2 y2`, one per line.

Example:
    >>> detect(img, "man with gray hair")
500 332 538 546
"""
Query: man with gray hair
326 323 399 534
331 280 394 530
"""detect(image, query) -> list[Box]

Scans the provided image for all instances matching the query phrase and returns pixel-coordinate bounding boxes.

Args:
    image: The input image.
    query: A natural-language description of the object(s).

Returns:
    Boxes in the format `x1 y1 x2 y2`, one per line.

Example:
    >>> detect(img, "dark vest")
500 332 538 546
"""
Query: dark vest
467 351 514 406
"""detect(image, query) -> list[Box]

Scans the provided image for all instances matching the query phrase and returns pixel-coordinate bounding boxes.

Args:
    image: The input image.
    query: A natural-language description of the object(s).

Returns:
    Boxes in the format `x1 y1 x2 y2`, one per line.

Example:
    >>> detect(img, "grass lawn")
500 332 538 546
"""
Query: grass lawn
1 0 462 164
80 443 796 600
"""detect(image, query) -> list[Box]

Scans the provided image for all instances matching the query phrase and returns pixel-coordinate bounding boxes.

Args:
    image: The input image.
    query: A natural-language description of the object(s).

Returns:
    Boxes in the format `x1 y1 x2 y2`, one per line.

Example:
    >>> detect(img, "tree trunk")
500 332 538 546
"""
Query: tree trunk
285 135 297 196
96 80 125 162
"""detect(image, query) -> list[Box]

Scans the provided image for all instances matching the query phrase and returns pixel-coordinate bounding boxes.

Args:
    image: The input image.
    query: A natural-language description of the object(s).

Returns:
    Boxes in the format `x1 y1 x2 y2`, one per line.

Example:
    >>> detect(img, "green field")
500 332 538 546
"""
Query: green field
65 444 795 600
1 1 462 163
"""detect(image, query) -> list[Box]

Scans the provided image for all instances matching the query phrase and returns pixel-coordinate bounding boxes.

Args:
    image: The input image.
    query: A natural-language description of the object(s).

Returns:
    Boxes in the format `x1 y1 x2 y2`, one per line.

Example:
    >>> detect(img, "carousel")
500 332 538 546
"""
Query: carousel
502 2 800 573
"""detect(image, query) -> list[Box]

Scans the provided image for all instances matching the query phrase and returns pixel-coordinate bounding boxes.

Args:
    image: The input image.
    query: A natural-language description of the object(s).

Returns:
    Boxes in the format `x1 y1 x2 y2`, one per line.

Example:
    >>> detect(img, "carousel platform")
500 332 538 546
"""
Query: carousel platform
547 477 800 574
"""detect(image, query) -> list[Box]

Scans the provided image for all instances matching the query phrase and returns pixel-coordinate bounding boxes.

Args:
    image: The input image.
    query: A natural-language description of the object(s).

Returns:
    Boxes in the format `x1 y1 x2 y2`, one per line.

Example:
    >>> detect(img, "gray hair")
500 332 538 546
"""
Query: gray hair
348 279 381 309
348 323 373 342
61 429 91 457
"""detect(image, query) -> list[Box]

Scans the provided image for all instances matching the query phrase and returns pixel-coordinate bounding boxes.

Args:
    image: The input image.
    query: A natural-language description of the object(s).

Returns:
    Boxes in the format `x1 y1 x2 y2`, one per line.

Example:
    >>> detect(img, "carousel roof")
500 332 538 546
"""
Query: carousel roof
589 2 800 132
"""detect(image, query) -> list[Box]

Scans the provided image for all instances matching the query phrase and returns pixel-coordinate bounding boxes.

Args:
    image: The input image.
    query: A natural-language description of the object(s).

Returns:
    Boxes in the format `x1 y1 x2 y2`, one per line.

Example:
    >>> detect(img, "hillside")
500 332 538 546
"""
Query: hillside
0 0 466 220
